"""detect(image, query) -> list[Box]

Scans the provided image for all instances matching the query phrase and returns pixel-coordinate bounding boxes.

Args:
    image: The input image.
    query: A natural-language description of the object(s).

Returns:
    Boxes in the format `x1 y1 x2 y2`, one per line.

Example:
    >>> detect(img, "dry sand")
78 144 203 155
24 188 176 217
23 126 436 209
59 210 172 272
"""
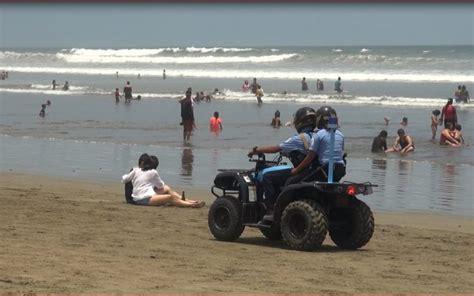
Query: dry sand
0 172 472 293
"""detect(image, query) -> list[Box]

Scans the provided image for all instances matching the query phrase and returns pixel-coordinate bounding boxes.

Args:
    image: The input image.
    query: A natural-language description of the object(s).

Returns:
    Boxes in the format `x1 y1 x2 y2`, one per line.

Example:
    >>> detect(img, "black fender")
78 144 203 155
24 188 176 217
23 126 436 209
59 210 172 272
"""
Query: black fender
212 171 250 203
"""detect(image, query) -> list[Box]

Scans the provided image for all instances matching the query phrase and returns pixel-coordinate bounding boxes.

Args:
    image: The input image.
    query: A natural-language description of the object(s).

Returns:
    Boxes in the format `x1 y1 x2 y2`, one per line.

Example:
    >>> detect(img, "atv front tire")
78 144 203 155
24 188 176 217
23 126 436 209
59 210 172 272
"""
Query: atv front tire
280 199 328 251
208 196 245 241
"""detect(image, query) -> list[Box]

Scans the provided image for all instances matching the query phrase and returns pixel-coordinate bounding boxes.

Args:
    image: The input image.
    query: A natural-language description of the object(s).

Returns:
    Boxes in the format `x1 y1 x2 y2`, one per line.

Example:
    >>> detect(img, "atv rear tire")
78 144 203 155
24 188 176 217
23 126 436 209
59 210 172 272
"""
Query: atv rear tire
208 196 245 241
281 199 328 251
260 224 282 240
329 199 374 249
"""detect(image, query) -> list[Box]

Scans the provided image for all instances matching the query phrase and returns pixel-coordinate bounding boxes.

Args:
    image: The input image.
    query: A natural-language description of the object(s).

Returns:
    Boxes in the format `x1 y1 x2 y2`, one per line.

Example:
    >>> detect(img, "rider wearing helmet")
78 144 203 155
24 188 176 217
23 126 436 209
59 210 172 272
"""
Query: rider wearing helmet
291 106 346 182
248 106 317 214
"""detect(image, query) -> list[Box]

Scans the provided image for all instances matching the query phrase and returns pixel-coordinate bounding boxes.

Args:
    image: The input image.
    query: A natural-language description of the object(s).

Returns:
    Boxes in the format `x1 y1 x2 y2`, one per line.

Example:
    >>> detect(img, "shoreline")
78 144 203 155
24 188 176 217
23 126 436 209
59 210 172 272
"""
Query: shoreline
0 172 472 293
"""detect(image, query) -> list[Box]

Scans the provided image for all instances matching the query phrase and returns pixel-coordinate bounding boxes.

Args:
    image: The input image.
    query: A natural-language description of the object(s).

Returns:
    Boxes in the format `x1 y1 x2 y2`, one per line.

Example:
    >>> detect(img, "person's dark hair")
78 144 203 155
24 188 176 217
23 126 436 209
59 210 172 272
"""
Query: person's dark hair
138 153 150 169
461 85 466 90
150 155 159 169
444 122 453 130
432 109 440 116
458 85 462 90
379 130 388 138
455 124 462 131
402 117 408 122
397 128 405 136
294 106 317 132
213 111 219 118
126 81 130 85
447 98 453 105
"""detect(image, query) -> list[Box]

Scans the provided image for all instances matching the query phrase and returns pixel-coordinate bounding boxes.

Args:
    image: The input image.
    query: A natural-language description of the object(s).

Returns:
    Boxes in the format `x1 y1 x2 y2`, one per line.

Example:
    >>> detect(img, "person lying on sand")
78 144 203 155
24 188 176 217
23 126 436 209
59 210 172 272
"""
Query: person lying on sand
122 153 205 208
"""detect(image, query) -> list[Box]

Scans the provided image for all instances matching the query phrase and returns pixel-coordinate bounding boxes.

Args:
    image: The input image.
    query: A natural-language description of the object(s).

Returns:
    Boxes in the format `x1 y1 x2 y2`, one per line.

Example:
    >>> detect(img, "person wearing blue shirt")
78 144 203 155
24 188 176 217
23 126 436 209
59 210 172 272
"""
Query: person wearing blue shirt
292 106 346 182
248 107 317 214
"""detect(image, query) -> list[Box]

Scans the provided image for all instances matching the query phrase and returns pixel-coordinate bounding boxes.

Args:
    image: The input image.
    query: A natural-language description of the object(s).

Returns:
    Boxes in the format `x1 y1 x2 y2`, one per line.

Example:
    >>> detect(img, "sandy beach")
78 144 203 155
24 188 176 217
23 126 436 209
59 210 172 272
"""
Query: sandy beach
0 172 472 293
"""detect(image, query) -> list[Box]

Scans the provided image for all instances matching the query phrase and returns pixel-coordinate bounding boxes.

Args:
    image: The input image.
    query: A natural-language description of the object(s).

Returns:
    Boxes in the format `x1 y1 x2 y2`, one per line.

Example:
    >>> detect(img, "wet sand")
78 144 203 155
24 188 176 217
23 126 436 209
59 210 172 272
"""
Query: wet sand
0 172 472 293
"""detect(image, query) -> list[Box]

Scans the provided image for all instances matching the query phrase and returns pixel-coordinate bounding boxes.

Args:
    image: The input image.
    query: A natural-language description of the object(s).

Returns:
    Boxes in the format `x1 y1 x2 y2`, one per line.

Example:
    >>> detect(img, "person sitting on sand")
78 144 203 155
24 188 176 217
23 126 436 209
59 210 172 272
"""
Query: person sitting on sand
371 130 388 153
122 153 205 208
431 109 441 140
439 123 461 147
386 128 415 153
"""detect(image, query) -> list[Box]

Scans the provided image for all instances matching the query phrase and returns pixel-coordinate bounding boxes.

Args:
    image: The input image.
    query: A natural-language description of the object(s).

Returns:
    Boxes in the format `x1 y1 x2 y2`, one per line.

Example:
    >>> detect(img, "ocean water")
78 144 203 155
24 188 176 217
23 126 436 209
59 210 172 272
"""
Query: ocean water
0 46 473 215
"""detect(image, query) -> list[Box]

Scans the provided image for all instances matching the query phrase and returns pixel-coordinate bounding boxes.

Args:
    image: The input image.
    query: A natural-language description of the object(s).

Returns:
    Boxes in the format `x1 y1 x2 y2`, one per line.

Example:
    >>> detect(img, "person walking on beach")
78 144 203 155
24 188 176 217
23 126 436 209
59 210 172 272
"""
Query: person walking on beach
335 77 343 94
431 109 441 140
255 85 264 105
371 130 388 153
301 77 308 91
123 81 133 103
440 98 457 127
209 111 223 134
122 153 205 208
180 89 195 142
386 128 415 153
250 78 260 94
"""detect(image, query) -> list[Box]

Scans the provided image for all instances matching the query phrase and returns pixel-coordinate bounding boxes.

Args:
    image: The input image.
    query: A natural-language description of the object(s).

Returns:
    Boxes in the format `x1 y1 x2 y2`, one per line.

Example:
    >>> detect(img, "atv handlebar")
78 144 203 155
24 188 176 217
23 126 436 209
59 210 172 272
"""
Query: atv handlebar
248 153 286 165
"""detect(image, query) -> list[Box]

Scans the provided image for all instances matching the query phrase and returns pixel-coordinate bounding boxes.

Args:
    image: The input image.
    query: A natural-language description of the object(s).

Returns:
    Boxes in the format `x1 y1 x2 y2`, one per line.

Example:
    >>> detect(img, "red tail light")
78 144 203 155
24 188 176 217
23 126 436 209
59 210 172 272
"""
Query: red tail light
346 185 357 195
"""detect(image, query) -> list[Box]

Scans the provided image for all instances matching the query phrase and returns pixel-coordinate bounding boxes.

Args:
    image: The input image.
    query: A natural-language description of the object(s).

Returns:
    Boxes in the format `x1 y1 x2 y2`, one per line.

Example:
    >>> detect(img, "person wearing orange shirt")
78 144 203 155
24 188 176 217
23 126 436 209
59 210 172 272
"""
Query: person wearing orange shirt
210 111 223 134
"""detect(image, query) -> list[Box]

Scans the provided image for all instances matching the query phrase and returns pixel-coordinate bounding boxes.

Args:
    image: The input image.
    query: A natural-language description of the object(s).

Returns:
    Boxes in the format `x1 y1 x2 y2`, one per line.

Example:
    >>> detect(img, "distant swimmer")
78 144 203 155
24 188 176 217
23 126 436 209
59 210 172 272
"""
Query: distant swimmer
301 77 308 91
454 85 462 102
51 80 57 90
137 73 141 79
242 80 250 92
384 117 390 126
316 79 324 91
123 81 133 103
46 100 51 106
335 77 343 93
255 85 264 105
250 78 260 95
39 104 46 117
116 71 119 79
400 117 408 127
271 110 282 128
460 85 470 103
62 81 69 91
163 69 166 80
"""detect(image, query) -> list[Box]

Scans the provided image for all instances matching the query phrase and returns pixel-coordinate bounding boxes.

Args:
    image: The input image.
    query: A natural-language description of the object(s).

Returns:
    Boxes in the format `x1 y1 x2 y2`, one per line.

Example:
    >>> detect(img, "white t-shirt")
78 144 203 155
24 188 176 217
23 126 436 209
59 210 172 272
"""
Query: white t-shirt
121 168 165 201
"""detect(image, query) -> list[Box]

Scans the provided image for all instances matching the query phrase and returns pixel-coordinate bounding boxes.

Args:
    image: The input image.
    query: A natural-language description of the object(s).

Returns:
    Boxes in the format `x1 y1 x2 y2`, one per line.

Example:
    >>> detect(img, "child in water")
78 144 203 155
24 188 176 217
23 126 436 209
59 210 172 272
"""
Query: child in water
431 109 441 140
39 104 46 117
255 85 264 104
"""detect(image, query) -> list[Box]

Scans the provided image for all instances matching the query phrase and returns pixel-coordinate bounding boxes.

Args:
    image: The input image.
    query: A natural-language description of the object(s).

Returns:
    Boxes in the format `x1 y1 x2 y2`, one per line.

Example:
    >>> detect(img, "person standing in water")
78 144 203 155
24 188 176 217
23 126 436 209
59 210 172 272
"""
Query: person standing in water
335 77 343 93
242 80 250 92
301 77 308 91
51 80 57 90
163 69 166 80
255 85 264 105
250 78 260 94
440 98 457 127
209 111 223 134
180 89 195 142
431 109 441 140
123 81 133 103
62 81 69 91
316 79 324 91
115 88 121 103
39 104 46 117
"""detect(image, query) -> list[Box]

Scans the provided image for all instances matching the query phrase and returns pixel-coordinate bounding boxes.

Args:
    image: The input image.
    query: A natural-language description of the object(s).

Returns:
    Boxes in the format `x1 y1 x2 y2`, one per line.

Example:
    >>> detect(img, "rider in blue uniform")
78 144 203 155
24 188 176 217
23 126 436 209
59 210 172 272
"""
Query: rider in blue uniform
248 107 317 214
292 106 346 182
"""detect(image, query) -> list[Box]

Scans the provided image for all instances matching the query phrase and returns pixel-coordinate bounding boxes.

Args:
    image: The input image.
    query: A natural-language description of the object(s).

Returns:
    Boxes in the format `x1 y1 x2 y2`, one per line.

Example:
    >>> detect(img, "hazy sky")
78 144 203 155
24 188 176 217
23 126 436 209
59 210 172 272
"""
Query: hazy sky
0 4 473 48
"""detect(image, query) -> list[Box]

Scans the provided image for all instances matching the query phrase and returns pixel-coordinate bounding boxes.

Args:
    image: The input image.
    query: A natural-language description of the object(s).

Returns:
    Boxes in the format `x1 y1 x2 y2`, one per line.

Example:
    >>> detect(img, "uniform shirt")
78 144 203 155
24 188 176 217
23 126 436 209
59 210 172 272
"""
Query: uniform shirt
279 129 312 156
310 129 345 165
121 168 165 201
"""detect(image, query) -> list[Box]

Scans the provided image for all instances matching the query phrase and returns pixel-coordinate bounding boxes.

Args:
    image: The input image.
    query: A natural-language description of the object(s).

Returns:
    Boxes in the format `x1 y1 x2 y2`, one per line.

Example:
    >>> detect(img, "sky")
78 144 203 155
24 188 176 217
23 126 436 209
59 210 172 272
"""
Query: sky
0 4 473 48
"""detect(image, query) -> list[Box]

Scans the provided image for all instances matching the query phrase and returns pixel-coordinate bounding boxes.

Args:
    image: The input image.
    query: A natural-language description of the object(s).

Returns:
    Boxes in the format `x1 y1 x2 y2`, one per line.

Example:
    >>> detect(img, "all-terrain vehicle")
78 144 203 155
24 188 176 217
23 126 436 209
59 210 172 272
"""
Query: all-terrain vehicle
208 153 376 251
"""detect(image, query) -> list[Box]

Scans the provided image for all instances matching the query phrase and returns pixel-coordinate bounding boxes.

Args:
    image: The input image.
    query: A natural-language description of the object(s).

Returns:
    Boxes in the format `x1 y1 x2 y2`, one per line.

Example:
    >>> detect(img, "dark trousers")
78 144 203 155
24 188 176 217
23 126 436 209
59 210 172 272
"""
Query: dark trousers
261 168 292 207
